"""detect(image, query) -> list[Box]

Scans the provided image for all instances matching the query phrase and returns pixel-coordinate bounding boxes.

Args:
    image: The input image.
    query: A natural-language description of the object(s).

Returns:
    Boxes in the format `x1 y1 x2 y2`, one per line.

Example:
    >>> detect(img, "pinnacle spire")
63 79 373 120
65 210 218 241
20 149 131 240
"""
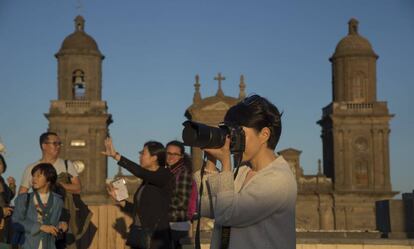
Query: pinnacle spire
348 18 359 35
117 166 123 176
317 159 323 176
193 74 202 103
74 15 85 32
239 74 246 99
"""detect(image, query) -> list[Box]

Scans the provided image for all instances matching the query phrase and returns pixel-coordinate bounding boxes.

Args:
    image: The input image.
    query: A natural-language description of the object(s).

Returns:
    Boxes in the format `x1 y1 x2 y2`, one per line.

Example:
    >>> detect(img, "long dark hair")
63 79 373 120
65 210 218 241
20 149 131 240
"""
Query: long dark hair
224 94 282 150
166 140 193 172
0 154 6 173
144 141 166 167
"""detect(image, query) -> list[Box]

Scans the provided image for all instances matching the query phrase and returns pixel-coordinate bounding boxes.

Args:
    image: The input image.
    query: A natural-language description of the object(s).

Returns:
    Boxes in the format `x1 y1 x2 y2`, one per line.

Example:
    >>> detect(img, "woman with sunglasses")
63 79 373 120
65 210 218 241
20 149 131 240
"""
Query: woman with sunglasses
103 138 173 249
201 94 297 249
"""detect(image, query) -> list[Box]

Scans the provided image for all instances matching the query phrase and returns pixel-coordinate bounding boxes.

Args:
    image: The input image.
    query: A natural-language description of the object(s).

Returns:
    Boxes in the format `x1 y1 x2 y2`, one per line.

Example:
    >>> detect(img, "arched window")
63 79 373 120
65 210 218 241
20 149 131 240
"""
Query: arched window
72 70 86 100
354 158 368 186
352 71 367 102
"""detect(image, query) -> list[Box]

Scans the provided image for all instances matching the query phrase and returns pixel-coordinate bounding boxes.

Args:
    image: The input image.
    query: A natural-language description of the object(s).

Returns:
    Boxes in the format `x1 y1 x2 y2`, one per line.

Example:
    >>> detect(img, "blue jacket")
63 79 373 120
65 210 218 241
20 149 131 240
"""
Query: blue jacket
12 192 63 249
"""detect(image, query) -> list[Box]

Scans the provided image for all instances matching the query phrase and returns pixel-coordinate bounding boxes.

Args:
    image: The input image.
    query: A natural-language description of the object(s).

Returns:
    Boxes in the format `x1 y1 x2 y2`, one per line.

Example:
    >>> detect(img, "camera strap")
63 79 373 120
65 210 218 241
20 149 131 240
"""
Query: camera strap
194 154 208 249
194 152 243 249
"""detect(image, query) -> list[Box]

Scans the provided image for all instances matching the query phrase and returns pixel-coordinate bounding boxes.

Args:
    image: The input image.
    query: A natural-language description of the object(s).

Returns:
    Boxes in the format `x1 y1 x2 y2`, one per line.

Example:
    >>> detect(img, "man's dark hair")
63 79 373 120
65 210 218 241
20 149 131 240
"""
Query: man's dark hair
31 163 58 186
166 140 185 155
0 154 7 173
144 141 166 167
224 94 282 150
39 132 59 148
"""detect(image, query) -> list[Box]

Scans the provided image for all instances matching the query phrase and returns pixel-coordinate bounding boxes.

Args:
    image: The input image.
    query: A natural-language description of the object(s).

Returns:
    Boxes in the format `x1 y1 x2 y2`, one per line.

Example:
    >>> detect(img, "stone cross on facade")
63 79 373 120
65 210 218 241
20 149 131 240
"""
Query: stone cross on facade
214 72 225 97
193 74 202 103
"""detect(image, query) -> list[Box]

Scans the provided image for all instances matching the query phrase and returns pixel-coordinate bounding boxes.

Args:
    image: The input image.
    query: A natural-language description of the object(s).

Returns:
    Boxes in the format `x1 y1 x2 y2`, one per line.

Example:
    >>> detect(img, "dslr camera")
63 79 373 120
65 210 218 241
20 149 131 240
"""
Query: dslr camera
182 120 245 153
56 229 65 240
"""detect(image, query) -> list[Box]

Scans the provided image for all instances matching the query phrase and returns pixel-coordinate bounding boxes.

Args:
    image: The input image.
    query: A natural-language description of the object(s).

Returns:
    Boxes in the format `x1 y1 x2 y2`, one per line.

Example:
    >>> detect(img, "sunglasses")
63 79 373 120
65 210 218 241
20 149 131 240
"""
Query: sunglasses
167 152 182 157
43 141 63 146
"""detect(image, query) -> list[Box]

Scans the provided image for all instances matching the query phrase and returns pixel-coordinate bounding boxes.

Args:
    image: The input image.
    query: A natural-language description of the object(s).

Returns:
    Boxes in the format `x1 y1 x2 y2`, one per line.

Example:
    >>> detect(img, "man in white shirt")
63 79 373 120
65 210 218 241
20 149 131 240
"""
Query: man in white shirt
19 132 81 194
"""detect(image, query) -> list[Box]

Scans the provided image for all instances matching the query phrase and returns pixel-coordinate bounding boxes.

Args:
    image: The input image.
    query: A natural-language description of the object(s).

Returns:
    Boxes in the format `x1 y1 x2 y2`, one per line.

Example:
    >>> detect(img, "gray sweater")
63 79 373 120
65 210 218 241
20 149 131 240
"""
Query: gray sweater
202 156 297 249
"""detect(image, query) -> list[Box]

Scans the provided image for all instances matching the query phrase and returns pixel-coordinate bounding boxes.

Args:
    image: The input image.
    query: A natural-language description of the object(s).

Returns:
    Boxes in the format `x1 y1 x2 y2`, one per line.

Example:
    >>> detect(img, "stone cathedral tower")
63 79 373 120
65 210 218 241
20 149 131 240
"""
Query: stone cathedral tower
45 16 112 204
318 18 394 194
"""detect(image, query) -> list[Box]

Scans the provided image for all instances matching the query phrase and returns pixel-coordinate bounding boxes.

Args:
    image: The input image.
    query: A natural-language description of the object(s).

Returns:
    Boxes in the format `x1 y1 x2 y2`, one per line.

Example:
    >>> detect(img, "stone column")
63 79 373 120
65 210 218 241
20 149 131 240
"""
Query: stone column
334 205 346 230
383 128 391 189
319 205 334 230
344 130 352 189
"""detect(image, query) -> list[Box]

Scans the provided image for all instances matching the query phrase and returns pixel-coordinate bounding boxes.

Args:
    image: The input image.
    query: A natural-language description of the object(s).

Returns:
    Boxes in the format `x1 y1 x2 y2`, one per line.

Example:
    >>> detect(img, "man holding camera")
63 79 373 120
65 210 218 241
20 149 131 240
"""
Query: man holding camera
166 140 193 249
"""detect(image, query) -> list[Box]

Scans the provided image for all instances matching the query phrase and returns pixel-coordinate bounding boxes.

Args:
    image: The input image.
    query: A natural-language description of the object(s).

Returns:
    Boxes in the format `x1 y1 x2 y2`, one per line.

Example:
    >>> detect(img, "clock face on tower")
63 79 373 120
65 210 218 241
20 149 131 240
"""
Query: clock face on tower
354 137 368 152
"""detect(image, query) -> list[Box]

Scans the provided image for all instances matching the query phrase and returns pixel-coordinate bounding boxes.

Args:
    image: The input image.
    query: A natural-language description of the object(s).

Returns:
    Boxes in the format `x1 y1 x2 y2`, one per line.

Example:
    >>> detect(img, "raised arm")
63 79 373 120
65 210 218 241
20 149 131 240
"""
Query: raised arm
117 156 171 187
102 137 172 187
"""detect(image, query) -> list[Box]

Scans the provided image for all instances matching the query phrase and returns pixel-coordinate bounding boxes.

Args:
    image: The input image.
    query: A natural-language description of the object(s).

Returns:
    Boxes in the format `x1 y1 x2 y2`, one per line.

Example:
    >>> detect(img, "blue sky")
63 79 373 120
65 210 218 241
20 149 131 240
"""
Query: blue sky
0 0 413 197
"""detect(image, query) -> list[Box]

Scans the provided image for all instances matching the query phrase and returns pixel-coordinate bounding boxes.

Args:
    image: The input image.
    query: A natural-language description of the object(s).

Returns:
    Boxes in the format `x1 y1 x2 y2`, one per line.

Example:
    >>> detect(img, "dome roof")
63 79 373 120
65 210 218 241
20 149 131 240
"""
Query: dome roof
56 16 102 57
332 18 377 58
61 31 99 51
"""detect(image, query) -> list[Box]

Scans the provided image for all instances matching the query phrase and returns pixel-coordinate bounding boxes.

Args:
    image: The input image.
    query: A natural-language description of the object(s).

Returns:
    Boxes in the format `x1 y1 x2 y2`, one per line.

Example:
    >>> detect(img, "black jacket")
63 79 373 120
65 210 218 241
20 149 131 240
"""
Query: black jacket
118 156 173 249
0 175 15 219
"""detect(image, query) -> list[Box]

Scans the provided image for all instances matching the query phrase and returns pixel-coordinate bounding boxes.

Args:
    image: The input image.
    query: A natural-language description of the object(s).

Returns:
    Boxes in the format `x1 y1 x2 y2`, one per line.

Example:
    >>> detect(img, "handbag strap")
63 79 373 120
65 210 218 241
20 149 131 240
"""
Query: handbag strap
64 160 72 182
23 193 31 219
195 155 207 249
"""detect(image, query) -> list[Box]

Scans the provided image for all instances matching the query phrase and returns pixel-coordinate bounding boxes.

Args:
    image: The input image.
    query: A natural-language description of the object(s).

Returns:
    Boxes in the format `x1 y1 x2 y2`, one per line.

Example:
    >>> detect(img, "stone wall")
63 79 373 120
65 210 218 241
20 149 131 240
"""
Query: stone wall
81 204 414 249
184 239 414 249
77 204 132 249
295 238 414 249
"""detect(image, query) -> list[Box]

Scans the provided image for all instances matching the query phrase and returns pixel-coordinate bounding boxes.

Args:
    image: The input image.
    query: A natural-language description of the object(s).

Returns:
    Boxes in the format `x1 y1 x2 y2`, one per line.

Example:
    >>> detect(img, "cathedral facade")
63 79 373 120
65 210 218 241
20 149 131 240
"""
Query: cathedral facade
47 16 396 232
185 18 396 232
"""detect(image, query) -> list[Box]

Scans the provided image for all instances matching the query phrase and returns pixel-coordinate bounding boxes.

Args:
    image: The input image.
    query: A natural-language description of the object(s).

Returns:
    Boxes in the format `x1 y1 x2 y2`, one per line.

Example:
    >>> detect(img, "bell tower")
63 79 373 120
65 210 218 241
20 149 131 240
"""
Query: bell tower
45 16 112 204
318 19 394 193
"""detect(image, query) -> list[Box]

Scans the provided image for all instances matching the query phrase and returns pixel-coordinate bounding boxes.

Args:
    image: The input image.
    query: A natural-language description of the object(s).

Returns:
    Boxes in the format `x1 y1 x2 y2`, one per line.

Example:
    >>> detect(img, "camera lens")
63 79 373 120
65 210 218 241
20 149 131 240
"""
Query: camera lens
182 121 227 148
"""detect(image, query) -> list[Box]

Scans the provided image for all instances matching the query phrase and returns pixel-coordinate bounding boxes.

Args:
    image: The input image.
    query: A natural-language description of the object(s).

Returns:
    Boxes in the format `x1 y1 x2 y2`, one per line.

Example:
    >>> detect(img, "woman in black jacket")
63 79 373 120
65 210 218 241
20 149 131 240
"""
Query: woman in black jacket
103 137 173 249
0 154 16 243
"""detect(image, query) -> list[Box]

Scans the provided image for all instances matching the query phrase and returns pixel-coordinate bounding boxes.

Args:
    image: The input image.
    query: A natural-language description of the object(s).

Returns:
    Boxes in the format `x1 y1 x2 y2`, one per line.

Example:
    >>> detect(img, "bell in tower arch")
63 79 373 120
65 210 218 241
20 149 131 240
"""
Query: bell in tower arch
72 69 86 100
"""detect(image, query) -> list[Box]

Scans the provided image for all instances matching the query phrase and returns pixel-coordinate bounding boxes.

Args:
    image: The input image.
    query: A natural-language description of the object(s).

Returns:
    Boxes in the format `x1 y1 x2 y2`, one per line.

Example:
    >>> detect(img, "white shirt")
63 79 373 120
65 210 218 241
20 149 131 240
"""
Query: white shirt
20 158 78 189
202 156 297 249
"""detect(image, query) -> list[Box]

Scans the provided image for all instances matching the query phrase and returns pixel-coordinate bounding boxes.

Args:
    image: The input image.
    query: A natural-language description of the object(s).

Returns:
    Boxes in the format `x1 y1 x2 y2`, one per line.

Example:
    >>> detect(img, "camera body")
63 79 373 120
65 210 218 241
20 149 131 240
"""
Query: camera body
182 121 245 153
56 229 65 240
